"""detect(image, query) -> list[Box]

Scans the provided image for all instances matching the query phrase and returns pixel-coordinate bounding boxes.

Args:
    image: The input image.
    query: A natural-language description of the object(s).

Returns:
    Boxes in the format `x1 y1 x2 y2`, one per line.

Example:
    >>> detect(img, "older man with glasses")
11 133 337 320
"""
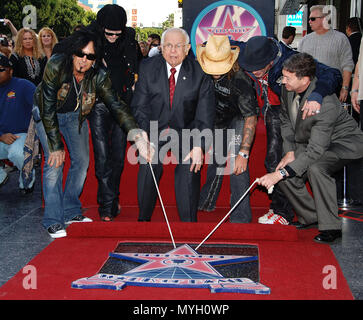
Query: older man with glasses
131 28 215 222
298 5 354 103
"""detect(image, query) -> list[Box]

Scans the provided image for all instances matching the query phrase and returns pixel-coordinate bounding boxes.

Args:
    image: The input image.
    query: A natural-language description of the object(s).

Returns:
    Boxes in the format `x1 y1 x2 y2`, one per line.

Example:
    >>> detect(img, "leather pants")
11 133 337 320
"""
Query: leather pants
264 105 294 222
88 102 127 217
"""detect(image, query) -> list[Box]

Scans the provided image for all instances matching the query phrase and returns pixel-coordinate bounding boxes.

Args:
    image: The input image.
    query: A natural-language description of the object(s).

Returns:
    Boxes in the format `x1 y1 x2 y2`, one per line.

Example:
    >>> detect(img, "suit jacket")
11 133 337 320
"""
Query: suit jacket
280 78 363 176
349 32 362 65
131 54 215 152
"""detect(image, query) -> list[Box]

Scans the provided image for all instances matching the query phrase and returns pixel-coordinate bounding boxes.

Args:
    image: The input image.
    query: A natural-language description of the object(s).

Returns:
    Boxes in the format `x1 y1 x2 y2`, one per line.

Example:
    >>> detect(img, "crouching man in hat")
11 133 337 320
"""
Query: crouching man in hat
258 53 363 243
196 35 259 223
235 36 342 226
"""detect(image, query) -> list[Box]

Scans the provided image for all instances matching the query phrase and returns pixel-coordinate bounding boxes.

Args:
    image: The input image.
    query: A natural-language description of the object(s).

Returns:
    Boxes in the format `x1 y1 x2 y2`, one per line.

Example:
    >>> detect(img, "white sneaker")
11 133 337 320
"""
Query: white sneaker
66 215 93 225
47 224 67 239
262 213 289 225
258 209 275 223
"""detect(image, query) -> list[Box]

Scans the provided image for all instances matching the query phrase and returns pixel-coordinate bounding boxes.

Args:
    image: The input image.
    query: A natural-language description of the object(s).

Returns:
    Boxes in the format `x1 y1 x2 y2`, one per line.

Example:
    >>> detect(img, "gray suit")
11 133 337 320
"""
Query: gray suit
279 78 363 230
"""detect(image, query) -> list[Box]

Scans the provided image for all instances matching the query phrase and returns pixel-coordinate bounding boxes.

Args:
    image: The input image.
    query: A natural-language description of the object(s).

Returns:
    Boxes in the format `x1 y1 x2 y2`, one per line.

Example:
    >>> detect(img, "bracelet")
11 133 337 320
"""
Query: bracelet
278 168 287 180
238 151 249 159
350 89 359 94
342 86 349 91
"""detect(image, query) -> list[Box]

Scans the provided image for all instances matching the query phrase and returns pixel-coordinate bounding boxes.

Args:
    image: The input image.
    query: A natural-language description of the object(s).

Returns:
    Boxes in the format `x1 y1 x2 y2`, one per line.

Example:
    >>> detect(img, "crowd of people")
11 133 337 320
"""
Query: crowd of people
1 4 363 244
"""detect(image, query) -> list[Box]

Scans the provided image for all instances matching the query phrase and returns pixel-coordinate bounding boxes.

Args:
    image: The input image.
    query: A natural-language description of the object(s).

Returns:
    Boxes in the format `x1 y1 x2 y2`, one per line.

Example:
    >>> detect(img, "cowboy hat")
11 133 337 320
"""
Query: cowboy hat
196 35 240 75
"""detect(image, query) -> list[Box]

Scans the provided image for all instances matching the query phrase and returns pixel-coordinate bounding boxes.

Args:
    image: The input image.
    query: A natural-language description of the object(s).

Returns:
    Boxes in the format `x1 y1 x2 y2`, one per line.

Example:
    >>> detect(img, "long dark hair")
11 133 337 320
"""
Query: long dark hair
57 25 103 74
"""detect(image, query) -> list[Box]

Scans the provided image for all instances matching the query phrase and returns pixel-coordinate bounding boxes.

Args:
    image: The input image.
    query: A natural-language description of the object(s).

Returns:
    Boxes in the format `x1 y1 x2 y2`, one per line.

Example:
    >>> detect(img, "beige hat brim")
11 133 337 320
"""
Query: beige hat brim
196 45 240 75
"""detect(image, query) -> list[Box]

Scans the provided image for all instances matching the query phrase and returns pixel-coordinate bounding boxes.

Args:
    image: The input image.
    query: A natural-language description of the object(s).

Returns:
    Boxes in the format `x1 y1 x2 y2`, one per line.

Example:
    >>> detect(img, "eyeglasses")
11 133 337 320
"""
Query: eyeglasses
150 43 159 47
74 50 96 61
163 43 185 51
104 31 122 37
309 16 324 21
0 68 7 72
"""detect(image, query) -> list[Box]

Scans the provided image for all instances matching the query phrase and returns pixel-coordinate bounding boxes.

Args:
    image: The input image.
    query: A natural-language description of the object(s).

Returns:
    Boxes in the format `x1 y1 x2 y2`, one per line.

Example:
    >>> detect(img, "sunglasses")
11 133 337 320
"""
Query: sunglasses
0 68 7 72
309 16 324 21
74 50 96 61
104 31 122 37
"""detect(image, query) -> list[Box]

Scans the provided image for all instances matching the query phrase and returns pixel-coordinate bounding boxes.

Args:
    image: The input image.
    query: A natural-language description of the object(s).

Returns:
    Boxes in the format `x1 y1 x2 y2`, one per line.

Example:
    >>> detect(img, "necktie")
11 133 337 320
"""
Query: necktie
169 67 176 108
291 94 300 124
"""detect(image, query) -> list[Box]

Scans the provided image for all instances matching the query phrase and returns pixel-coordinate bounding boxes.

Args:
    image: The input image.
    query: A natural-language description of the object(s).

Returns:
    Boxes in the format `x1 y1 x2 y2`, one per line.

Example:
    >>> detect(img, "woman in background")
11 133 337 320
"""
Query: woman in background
38 27 58 60
10 28 46 86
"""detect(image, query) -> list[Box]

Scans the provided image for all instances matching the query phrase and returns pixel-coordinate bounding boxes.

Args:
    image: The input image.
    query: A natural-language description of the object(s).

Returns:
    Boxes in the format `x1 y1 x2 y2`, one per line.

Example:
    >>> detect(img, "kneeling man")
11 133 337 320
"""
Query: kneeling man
258 53 363 243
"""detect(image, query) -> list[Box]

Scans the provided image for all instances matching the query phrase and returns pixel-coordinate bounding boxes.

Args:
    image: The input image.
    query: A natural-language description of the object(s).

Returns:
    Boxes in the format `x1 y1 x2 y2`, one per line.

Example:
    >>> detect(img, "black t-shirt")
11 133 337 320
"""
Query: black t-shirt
57 78 81 114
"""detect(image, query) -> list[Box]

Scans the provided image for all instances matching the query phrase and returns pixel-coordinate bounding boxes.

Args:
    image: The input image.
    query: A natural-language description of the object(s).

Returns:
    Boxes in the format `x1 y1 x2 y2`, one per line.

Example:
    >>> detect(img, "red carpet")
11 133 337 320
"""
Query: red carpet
0 118 353 300
0 219 353 300
77 118 270 208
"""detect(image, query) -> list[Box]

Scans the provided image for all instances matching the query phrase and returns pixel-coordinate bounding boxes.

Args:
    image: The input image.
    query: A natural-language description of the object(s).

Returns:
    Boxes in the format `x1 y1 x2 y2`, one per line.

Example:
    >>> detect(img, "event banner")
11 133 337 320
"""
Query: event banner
183 0 274 55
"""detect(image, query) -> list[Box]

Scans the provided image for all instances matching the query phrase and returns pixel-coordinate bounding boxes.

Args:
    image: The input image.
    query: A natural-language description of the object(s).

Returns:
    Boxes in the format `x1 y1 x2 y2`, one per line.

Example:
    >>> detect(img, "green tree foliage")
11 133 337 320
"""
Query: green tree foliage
0 1 173 41
0 0 96 38
134 27 163 42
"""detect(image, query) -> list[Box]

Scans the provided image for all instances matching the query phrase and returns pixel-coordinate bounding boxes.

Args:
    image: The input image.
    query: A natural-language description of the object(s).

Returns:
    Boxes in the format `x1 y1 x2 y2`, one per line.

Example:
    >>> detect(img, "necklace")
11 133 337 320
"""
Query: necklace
72 75 83 111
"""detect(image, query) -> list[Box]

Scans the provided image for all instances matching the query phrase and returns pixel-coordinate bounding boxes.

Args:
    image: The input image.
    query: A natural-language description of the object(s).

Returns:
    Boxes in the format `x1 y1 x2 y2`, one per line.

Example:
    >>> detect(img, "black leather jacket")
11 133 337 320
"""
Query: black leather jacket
33 53 139 152
214 69 259 128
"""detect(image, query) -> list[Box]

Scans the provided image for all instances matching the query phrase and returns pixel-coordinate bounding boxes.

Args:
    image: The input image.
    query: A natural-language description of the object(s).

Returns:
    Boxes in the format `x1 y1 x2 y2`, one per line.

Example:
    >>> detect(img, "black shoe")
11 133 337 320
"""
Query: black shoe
19 185 34 195
0 175 9 188
314 230 342 244
47 224 67 239
291 221 318 229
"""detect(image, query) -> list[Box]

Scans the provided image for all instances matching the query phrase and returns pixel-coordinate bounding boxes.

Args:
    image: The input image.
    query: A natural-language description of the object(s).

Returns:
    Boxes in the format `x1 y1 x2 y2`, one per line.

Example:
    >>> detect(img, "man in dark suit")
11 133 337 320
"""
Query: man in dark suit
346 17 362 66
258 53 363 243
131 28 215 222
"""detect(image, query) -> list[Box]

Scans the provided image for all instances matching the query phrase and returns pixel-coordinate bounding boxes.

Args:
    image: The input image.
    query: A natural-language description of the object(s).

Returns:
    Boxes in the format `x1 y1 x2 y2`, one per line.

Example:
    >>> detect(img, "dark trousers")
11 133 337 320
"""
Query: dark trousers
137 151 201 222
198 117 252 223
88 102 127 217
264 106 294 222
279 151 349 230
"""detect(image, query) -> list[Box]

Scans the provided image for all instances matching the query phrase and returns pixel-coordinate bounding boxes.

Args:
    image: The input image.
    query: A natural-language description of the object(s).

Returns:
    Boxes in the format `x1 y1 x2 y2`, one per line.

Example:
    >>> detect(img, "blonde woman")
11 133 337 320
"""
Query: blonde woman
38 27 58 60
10 28 46 85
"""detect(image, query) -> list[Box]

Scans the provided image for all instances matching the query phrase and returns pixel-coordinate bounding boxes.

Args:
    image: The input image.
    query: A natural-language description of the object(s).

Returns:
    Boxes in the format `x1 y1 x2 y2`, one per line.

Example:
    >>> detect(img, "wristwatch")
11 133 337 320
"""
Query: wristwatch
342 86 349 91
278 168 287 180
238 151 249 159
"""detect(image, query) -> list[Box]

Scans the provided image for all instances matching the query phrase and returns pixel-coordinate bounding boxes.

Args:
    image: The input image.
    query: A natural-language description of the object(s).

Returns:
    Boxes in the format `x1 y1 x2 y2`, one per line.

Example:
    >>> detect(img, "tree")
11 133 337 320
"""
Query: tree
0 0 95 38
162 13 174 30
134 27 162 42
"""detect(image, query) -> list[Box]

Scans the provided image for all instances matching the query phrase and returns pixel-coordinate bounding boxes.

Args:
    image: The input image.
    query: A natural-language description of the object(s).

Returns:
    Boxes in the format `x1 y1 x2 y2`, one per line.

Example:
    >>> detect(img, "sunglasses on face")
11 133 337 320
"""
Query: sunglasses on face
309 16 324 21
0 68 7 72
104 31 122 37
74 50 96 61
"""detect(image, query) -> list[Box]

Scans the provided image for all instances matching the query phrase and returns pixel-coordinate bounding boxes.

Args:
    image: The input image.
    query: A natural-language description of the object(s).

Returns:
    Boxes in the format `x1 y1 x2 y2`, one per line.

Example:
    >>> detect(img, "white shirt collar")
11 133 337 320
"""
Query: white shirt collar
166 62 182 84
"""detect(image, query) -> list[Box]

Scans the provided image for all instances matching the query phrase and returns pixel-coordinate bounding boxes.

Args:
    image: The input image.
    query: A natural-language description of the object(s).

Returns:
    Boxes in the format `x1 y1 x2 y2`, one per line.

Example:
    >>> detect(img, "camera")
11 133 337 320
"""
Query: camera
0 37 9 47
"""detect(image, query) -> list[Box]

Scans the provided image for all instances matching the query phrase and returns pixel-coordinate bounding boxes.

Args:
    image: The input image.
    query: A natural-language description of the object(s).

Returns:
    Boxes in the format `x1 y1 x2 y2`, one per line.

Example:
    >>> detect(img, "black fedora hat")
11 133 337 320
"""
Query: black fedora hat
239 36 278 72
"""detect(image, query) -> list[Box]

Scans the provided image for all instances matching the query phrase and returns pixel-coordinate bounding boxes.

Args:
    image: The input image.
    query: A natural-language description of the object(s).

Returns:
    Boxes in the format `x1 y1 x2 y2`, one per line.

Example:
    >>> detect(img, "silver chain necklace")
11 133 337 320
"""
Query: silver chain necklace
72 75 83 111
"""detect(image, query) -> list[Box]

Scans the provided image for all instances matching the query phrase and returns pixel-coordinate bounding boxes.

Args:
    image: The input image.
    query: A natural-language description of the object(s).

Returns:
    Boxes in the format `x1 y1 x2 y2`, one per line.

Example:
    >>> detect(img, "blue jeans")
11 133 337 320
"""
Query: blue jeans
0 133 35 188
33 107 89 229
198 117 252 223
